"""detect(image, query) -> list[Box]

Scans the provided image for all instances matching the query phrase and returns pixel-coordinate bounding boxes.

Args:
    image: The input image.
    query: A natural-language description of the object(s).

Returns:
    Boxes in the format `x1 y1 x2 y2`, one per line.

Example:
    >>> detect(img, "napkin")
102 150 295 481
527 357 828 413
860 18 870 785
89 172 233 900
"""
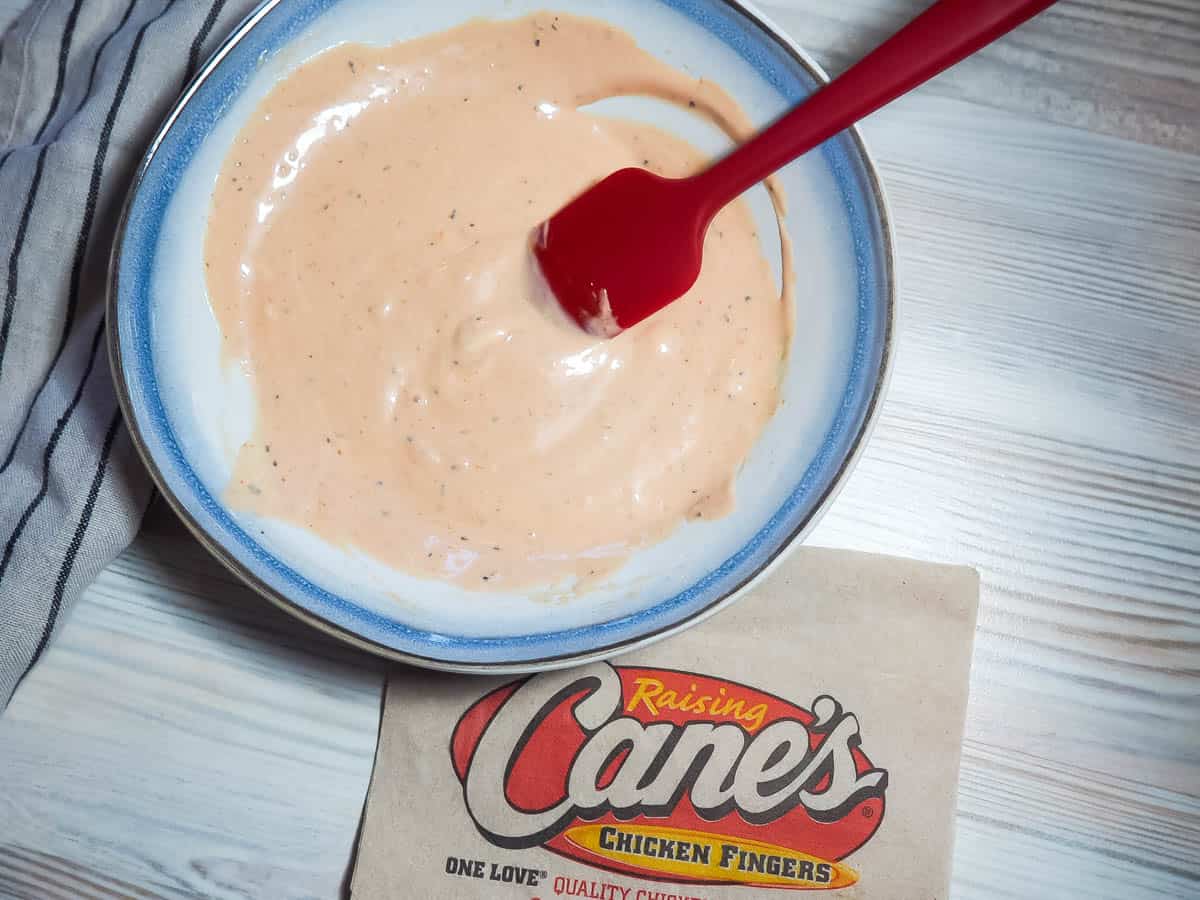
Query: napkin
352 548 980 900
0 0 259 709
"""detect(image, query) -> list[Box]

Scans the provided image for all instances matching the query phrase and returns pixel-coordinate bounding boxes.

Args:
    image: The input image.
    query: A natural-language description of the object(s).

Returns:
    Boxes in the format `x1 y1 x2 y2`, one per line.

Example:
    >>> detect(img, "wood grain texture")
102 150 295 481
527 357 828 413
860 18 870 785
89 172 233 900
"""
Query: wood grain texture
0 532 386 900
763 0 1200 152
1 1 1198 899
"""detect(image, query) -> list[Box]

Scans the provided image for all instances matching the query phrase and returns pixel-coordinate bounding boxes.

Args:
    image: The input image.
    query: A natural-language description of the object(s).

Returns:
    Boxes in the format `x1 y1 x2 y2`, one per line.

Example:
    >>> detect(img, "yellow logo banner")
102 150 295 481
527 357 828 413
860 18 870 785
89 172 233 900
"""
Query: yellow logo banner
564 824 858 891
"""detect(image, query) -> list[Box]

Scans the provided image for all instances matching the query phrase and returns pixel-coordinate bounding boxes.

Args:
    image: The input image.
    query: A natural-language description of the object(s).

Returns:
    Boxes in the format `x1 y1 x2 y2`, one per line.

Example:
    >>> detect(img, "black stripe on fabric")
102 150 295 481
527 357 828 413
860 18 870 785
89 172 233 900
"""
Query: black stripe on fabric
142 485 159 519
0 0 141 462
51 0 142 148
0 0 168 475
0 314 106 585
32 0 85 143
0 0 139 171
75 0 141 123
183 0 227 92
0 0 219 593
0 0 71 172
0 0 81 362
46 4 164 369
13 405 123 691
0 146 48 381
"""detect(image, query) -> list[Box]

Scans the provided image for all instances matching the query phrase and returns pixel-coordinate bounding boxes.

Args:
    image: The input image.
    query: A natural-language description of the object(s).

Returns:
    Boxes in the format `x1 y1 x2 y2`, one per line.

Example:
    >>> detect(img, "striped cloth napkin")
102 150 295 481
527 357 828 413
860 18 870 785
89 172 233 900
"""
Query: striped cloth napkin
0 0 260 709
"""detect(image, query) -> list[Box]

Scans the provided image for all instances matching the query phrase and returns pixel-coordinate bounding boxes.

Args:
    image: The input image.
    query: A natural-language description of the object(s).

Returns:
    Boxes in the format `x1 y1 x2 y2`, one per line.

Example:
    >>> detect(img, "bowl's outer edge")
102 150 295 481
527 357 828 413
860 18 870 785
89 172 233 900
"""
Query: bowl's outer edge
106 0 897 674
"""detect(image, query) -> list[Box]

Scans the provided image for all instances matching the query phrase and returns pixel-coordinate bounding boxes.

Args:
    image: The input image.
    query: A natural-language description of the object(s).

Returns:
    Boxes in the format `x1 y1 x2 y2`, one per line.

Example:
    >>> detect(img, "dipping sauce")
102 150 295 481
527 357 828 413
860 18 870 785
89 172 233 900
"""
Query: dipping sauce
205 12 790 590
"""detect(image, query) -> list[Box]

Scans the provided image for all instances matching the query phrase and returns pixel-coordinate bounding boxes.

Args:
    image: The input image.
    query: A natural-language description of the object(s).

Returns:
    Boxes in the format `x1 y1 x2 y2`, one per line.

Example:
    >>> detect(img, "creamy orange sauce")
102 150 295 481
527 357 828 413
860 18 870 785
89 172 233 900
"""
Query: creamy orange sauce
205 13 790 590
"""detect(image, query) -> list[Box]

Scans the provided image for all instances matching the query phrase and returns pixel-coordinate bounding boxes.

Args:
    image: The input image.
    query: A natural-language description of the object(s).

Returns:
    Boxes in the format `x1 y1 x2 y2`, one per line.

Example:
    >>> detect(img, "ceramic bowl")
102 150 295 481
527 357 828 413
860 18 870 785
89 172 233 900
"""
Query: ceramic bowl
109 0 894 671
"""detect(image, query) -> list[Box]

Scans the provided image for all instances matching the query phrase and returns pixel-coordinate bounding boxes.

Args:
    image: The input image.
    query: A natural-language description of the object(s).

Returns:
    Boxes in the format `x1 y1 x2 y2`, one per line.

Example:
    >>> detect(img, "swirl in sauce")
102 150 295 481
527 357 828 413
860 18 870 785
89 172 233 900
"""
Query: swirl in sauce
205 13 791 591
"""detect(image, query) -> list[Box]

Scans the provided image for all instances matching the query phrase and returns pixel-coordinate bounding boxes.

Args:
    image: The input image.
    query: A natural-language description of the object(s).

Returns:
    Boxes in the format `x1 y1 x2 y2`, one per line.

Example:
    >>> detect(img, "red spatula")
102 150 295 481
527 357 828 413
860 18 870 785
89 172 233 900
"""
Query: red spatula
535 0 1057 336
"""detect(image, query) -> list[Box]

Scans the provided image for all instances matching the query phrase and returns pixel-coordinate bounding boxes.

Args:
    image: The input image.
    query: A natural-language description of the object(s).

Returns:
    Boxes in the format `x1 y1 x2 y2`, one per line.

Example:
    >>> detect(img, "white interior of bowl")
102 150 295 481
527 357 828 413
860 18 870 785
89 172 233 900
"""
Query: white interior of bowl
151 0 857 637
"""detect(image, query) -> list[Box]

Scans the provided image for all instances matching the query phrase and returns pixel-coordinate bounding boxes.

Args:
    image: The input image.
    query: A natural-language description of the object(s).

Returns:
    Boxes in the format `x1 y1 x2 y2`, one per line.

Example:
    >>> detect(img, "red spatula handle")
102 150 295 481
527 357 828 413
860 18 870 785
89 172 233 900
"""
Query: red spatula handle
695 0 1056 215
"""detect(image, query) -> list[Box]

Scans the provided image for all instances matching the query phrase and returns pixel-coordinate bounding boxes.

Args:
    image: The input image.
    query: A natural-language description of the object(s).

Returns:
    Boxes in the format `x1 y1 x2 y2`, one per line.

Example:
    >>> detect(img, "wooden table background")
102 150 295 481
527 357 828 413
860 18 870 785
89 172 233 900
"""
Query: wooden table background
1 1 1197 898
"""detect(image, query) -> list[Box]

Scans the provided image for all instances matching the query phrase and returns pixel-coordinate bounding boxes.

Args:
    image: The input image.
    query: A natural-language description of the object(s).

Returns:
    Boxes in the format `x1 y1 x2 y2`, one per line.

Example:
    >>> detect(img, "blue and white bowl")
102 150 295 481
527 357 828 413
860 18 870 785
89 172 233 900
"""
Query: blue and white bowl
108 0 894 672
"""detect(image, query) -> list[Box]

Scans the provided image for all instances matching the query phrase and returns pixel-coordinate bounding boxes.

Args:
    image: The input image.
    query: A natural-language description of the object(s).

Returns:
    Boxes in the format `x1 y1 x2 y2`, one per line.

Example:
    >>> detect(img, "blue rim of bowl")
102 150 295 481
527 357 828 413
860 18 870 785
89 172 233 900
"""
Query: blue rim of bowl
107 0 895 673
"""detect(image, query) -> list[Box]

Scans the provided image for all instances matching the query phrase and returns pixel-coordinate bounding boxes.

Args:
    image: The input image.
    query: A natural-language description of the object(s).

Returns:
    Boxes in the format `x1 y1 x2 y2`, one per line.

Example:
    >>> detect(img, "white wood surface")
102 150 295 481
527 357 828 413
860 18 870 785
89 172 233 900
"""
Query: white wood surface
1 2 1198 898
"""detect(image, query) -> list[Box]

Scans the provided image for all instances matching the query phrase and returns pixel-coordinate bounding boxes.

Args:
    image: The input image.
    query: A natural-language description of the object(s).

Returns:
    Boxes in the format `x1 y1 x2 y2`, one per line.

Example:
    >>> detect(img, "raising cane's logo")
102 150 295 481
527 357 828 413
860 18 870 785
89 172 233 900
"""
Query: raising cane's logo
450 663 888 891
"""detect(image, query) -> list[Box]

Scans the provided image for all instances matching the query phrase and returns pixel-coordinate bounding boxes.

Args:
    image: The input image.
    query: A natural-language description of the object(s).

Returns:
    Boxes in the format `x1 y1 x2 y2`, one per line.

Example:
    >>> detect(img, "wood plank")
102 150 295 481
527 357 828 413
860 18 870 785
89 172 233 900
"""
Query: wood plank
0 844 189 899
759 0 1200 152
955 740 1200 899
806 94 1200 805
0 535 385 900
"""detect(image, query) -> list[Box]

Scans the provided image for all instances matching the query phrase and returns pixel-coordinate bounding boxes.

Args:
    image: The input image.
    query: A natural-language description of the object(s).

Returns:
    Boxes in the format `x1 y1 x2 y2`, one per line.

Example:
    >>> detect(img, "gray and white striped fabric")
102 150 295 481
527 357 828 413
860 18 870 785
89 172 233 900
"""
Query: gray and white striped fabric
0 0 260 709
